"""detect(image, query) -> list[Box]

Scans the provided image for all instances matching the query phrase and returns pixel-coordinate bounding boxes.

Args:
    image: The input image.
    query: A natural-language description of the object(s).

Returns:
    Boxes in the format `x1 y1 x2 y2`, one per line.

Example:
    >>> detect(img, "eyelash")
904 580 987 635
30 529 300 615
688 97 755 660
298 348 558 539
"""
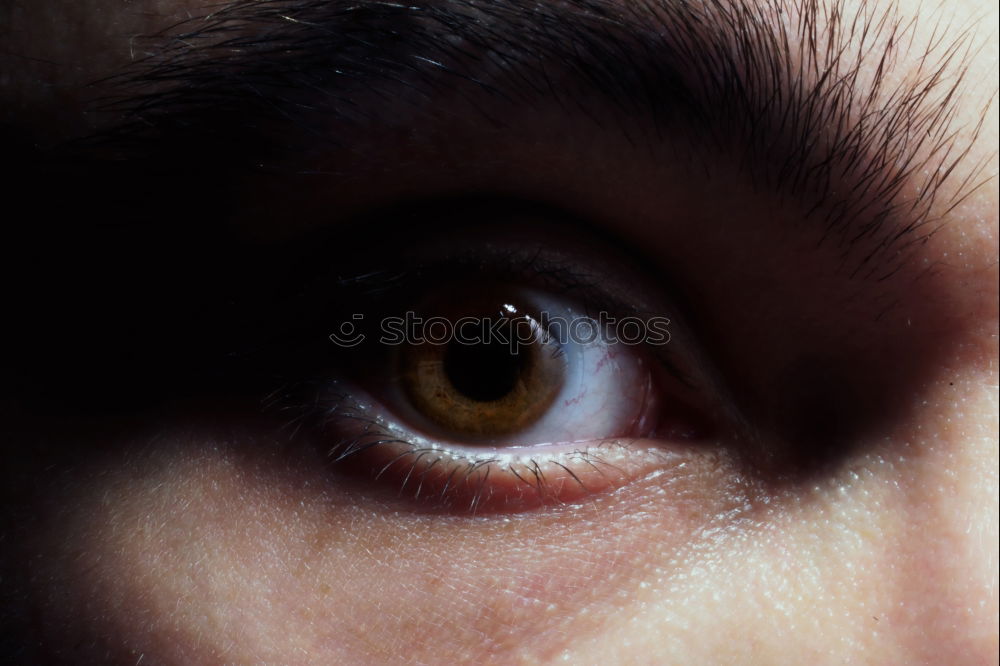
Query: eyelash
254 218 712 513
314 390 646 514
328 245 689 382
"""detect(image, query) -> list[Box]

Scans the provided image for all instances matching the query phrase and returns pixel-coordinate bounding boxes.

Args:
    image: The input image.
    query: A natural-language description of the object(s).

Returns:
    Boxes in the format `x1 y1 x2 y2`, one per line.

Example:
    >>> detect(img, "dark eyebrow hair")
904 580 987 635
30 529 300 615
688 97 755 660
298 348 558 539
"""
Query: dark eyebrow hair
82 0 990 278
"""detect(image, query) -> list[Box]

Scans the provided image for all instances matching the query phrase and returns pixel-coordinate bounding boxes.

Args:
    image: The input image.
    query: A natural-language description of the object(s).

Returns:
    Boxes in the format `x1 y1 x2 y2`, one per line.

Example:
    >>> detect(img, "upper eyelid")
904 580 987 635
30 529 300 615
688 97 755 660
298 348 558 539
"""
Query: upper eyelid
314 209 678 327
293 220 711 391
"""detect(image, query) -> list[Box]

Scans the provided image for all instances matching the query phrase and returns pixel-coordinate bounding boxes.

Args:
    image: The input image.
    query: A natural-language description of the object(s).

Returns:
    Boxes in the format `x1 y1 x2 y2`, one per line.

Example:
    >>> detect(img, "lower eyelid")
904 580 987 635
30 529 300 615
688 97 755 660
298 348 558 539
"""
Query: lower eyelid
329 422 682 513
318 387 705 514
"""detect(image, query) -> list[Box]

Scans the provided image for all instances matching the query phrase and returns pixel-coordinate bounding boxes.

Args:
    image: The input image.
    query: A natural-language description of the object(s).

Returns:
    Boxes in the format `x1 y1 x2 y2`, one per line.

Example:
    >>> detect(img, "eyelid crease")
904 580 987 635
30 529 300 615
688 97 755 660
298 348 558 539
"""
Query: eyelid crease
310 214 700 389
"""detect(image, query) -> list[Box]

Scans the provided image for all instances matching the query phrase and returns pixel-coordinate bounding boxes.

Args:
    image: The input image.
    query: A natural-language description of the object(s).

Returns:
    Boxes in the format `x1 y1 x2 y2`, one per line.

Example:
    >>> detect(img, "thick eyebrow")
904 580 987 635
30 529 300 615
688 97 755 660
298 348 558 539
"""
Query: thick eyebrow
85 0 989 277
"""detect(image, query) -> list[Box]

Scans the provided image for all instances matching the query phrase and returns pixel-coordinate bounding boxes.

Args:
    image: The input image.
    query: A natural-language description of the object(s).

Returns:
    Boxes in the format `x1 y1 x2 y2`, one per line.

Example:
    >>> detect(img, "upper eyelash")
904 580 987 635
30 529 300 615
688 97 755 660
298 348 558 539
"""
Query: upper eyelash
320 237 690 371
333 249 603 306
253 242 698 429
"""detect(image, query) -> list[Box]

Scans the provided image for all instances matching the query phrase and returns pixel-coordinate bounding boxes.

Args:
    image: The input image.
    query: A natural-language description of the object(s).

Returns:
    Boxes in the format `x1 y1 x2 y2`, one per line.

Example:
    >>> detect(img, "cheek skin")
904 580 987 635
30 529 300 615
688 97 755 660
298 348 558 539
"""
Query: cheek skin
30 370 997 665
561 381 998 664
32 423 755 664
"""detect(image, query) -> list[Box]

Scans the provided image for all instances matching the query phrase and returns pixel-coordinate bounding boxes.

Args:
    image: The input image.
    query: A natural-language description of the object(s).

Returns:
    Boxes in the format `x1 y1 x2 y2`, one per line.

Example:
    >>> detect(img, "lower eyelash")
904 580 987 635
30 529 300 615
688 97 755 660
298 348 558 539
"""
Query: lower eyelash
310 390 684 514
264 379 705 514
325 408 625 513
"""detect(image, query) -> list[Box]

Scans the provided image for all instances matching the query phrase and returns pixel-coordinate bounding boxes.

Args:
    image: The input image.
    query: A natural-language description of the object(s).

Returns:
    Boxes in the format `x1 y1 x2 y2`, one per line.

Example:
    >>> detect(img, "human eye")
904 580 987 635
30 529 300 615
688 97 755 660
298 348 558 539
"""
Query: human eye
272 211 714 513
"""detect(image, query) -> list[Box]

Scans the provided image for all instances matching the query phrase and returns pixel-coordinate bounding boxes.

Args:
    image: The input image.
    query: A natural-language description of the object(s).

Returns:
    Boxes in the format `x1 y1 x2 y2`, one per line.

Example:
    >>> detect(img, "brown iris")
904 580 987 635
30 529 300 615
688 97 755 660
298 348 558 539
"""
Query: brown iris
400 298 564 437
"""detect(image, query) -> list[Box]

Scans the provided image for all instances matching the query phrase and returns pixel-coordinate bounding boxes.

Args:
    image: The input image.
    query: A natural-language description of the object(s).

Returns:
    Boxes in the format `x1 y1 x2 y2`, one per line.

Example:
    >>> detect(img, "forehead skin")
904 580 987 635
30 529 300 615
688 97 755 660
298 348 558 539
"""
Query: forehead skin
1 0 997 664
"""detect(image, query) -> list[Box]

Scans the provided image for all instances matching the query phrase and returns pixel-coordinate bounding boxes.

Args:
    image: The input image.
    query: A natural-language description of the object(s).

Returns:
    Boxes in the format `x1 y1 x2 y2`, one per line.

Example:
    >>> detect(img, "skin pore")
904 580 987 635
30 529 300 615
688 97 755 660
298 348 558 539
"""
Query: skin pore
1 0 997 663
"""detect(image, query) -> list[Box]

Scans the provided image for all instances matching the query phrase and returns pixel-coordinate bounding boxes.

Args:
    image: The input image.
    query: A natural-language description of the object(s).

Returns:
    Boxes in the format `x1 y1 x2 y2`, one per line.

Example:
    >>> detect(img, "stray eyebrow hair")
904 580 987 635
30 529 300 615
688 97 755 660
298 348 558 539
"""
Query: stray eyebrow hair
85 0 990 276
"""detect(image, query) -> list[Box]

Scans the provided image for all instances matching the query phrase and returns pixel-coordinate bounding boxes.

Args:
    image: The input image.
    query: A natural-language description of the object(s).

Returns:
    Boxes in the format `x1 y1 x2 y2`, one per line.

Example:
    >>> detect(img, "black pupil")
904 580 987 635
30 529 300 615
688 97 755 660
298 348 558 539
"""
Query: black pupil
444 332 527 402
